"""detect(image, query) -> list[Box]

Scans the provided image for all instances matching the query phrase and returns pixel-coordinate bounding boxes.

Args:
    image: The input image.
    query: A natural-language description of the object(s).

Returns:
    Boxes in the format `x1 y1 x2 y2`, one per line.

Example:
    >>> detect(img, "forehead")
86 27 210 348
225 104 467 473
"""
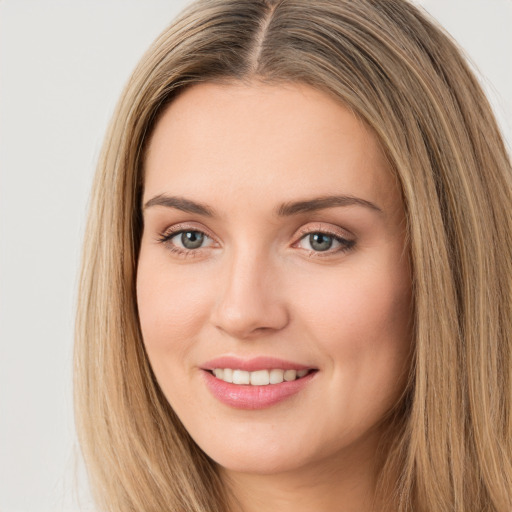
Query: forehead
143 81 400 214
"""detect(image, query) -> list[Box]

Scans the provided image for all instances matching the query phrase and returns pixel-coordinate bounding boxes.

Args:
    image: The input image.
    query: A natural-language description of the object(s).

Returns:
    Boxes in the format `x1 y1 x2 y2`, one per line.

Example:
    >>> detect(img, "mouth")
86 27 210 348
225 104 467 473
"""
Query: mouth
200 357 318 409
207 368 316 385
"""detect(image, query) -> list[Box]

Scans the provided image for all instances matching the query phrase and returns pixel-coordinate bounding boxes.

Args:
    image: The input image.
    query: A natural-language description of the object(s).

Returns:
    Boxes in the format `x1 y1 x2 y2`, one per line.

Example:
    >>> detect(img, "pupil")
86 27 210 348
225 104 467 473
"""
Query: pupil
181 231 204 249
309 233 332 251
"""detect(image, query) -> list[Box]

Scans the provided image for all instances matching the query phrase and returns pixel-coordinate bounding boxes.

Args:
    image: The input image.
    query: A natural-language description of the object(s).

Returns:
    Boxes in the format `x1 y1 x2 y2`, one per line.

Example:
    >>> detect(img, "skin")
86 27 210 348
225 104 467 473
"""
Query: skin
137 81 412 512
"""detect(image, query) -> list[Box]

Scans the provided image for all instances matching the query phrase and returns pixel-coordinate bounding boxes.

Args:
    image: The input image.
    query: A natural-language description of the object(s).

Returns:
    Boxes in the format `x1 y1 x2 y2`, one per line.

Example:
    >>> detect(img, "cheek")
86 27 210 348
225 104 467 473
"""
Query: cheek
136 252 212 362
303 270 412 439
292 257 412 386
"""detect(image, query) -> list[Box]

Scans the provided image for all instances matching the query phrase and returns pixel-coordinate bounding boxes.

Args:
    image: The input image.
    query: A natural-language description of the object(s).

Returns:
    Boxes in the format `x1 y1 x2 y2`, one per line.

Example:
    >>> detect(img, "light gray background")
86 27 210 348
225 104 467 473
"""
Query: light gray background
0 1 510 511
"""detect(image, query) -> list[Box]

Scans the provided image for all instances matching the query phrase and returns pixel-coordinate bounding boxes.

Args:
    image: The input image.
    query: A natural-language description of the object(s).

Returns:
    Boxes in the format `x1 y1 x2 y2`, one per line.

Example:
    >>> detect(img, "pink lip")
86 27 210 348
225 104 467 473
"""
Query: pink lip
202 370 316 410
201 356 312 372
200 356 317 410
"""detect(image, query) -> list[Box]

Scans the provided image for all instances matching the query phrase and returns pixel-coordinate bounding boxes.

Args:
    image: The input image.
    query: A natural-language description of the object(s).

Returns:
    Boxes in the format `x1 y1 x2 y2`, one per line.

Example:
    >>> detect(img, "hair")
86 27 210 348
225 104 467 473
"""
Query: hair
74 0 512 511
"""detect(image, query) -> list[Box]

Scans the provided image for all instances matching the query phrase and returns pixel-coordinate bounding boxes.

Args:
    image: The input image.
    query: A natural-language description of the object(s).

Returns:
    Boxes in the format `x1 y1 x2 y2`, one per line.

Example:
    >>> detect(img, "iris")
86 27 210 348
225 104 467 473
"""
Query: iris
181 231 204 249
309 233 333 251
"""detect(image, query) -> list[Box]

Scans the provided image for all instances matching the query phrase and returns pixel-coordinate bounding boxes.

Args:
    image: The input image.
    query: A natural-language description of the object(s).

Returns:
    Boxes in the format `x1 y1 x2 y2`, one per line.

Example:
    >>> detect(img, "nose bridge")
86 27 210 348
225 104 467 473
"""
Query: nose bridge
211 242 288 338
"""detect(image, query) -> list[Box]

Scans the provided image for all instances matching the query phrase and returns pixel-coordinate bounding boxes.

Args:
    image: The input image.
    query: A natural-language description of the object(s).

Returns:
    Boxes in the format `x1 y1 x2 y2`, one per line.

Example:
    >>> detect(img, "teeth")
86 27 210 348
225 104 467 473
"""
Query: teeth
269 369 284 384
284 369 297 381
232 370 250 385
211 368 311 385
250 370 270 386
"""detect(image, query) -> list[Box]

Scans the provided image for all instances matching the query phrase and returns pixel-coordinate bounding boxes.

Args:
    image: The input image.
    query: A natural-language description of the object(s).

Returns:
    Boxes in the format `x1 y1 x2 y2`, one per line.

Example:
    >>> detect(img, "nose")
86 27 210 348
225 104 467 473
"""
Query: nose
210 249 289 340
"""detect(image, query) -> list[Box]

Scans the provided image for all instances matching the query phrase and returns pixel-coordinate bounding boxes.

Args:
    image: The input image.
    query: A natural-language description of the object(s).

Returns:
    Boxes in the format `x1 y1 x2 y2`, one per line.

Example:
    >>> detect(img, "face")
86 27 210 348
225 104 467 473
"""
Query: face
137 81 412 477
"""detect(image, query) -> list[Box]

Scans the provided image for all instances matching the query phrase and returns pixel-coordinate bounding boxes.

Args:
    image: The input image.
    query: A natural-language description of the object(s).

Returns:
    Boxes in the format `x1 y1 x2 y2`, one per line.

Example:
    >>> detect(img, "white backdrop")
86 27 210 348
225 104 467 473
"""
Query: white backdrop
0 1 510 511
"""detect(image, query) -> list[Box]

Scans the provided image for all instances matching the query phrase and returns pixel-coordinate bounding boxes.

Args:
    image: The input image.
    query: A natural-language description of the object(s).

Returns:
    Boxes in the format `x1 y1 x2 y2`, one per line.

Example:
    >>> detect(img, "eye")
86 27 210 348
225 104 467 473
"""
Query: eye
295 230 355 254
158 228 215 253
173 230 208 249
302 233 336 252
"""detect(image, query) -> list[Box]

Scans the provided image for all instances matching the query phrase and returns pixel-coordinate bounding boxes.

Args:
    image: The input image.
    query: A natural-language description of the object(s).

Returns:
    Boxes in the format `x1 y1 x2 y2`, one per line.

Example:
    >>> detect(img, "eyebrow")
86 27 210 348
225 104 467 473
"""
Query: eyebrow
277 195 383 216
143 194 215 216
143 194 383 217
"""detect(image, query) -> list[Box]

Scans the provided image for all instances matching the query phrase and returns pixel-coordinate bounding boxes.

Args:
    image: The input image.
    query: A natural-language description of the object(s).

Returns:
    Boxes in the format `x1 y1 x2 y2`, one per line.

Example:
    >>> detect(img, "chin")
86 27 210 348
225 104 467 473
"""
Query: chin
213 448 308 476
189 425 304 475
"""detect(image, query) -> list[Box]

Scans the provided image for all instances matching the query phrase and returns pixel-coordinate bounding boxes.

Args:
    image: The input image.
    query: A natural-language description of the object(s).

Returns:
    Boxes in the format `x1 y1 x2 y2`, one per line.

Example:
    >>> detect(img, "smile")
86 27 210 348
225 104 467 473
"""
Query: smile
210 368 311 385
202 359 318 409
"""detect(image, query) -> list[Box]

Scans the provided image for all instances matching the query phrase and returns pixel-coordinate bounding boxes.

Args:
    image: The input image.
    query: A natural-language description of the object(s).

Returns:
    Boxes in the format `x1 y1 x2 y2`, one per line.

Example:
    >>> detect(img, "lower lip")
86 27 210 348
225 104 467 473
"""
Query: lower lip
202 370 316 410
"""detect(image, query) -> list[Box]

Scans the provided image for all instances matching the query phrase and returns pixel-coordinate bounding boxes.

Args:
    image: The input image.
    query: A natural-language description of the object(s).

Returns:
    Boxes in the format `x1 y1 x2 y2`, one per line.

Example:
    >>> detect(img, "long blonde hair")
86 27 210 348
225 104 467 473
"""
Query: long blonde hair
75 1 512 510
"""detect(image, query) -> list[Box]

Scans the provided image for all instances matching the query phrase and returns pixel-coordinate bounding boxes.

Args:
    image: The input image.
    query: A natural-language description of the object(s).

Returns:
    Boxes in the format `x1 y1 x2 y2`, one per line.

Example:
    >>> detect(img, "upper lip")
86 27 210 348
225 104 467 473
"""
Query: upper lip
201 356 315 372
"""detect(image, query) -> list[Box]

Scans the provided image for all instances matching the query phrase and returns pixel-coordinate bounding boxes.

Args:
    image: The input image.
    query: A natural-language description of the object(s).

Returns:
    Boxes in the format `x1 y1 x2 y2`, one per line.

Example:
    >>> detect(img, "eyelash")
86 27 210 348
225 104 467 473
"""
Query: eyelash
157 225 356 258
293 226 356 257
157 225 216 259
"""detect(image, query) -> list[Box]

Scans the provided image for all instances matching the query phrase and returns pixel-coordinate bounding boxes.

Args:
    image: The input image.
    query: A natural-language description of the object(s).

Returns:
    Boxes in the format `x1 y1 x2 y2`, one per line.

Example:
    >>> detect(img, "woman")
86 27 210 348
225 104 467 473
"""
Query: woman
74 1 512 511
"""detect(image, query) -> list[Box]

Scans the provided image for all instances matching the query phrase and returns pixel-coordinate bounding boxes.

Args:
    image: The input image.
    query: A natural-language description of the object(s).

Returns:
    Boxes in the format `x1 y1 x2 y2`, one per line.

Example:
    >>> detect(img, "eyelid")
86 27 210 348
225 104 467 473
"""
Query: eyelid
156 223 221 260
158 222 218 243
293 222 355 241
292 222 356 256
